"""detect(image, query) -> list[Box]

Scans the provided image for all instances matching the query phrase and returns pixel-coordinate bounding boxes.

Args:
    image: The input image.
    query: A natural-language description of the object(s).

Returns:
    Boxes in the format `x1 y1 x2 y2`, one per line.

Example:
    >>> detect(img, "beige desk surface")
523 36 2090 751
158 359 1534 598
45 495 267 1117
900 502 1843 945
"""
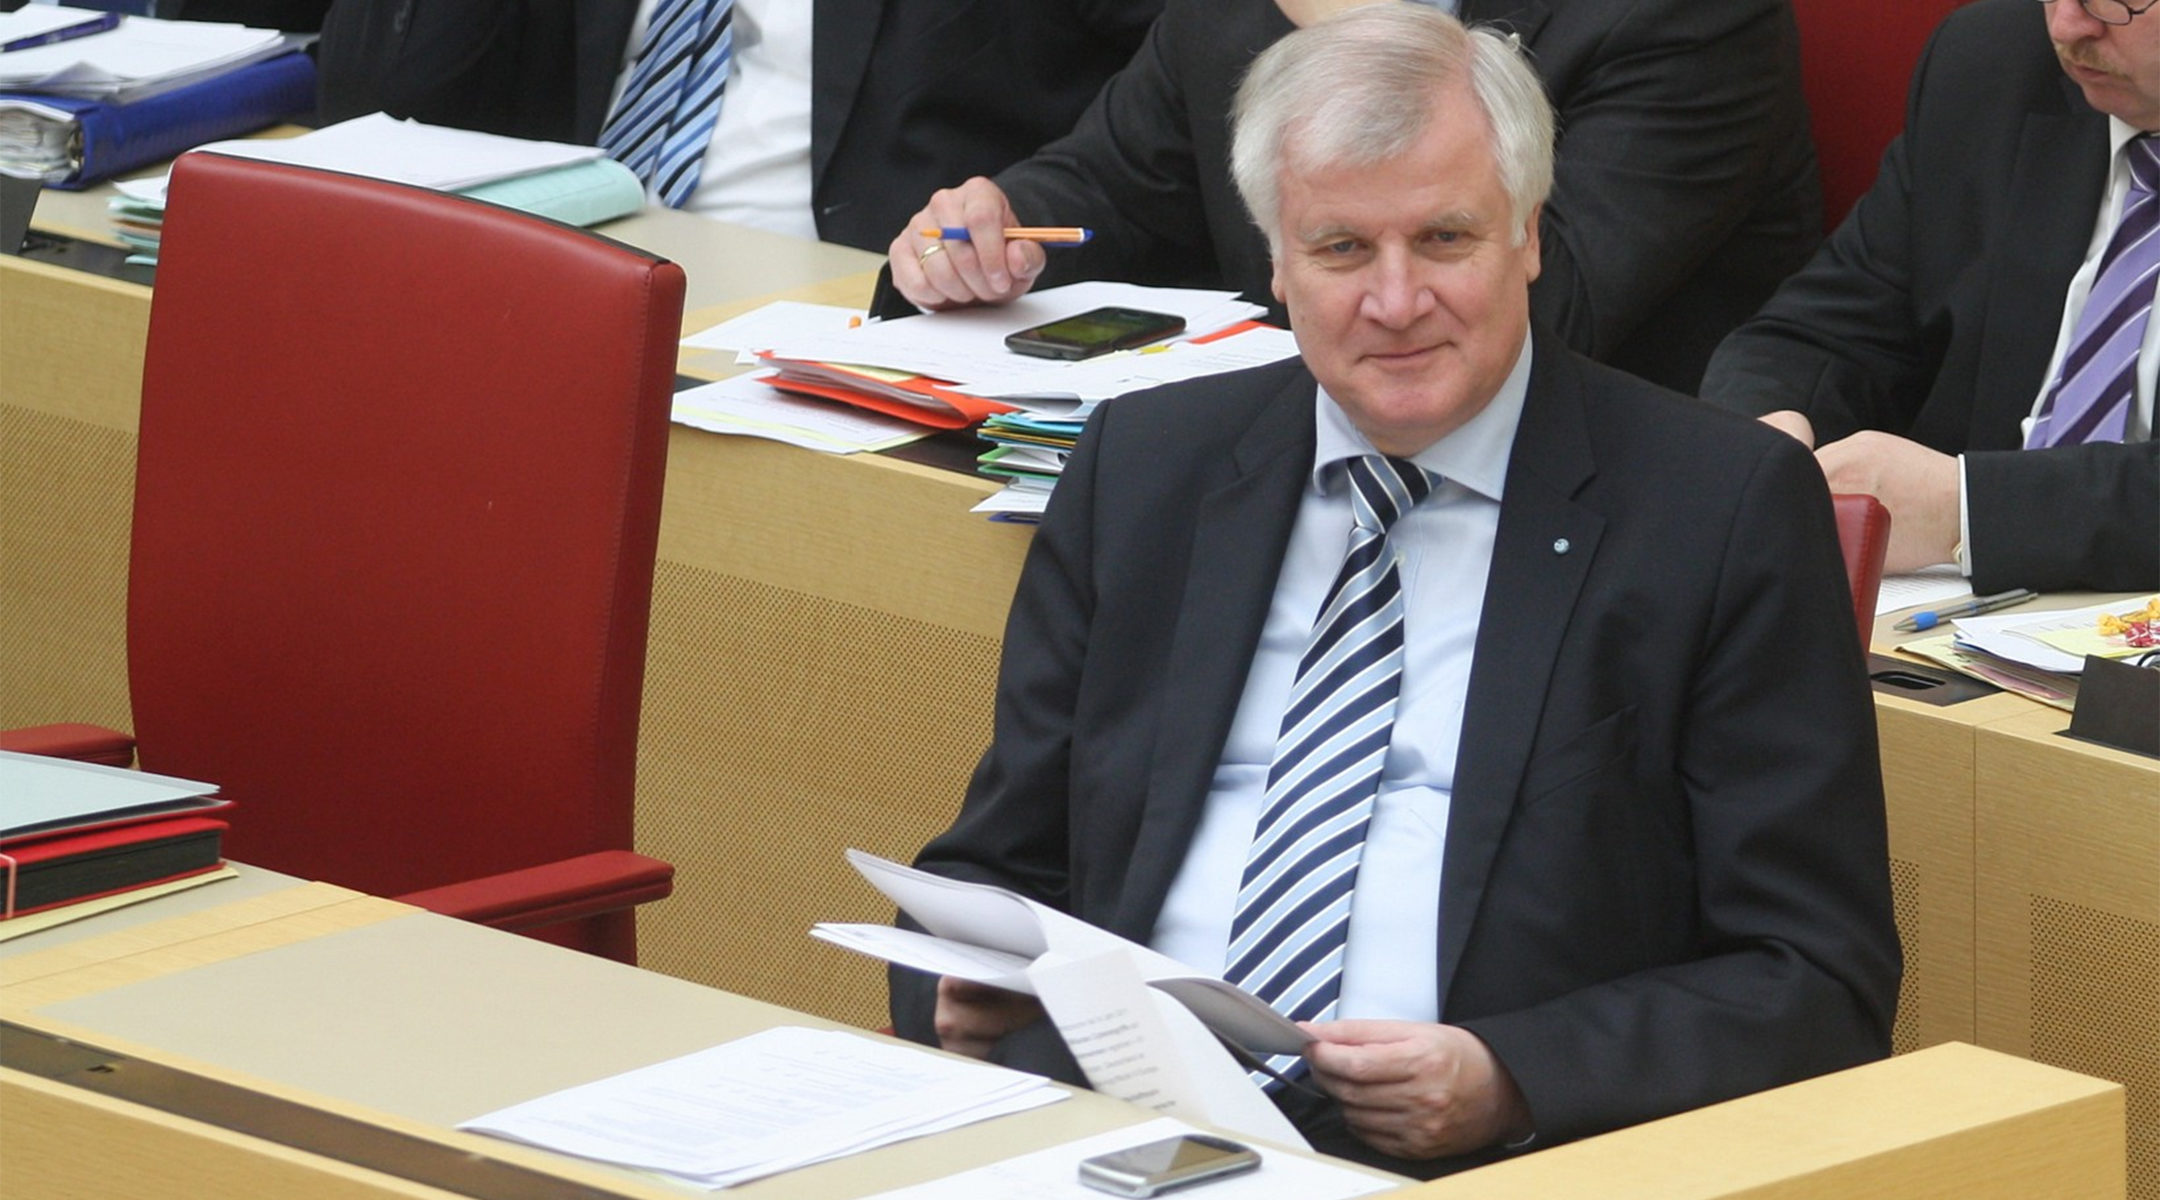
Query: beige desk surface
4 885 1349 1200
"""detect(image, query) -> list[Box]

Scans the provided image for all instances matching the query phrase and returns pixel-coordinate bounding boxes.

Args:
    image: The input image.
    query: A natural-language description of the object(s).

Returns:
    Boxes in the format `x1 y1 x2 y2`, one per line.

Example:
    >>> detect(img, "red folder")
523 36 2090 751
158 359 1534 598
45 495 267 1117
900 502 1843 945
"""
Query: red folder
0 816 228 919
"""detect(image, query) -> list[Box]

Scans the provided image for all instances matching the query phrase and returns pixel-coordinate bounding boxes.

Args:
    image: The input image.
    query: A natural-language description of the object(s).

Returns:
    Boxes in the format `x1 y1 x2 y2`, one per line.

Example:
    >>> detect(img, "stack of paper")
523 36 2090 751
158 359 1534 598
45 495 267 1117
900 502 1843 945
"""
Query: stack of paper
0 8 294 102
0 750 234 934
1897 594 2160 709
679 282 1273 429
458 1025 1065 1189
677 288 1294 517
106 113 645 262
963 325 1301 520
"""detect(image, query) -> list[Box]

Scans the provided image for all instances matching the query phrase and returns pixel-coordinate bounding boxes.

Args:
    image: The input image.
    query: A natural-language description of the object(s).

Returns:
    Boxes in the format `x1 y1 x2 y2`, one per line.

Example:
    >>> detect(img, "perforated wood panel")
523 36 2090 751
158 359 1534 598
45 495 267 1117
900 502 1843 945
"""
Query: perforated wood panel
0 406 135 732
2031 895 2160 1200
1888 856 1925 1056
633 559 1001 1029
1977 709 2159 1200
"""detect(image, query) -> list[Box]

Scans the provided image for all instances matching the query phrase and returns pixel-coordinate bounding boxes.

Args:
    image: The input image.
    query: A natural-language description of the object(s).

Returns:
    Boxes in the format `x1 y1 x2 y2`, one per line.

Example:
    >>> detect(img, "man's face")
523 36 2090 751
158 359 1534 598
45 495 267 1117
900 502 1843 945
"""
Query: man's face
1269 85 1540 458
2051 0 2160 130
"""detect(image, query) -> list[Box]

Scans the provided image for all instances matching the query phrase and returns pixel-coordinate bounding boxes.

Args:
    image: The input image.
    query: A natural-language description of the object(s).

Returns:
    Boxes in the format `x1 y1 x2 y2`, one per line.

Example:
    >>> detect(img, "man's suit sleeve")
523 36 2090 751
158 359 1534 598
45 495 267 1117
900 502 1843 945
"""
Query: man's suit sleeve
993 10 1219 291
889 404 1109 1048
1696 17 1949 441
1457 434 1900 1144
1966 442 2160 592
1526 0 1817 365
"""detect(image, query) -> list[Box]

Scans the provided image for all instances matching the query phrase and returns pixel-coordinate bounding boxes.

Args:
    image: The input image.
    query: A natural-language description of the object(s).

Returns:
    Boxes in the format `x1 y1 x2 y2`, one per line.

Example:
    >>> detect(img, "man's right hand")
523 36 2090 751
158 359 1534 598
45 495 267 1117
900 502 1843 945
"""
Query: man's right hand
887 178 1047 311
931 976 1045 1059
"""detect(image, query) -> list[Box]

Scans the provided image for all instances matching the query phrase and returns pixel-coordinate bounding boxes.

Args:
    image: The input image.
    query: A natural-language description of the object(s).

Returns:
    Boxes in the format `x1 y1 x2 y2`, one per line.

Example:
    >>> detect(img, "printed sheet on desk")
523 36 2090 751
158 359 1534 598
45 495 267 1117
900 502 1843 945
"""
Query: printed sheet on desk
457 1025 1066 1189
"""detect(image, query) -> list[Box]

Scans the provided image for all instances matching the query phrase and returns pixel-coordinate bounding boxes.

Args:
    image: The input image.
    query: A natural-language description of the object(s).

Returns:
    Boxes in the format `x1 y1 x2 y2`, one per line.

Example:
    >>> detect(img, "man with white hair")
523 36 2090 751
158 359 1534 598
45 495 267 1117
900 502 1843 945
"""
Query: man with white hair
892 6 1898 1176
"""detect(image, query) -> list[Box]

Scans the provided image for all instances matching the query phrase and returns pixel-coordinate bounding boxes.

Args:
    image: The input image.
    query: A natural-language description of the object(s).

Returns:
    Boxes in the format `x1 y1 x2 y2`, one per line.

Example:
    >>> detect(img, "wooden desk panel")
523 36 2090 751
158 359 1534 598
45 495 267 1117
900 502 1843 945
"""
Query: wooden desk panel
1976 709 2160 1200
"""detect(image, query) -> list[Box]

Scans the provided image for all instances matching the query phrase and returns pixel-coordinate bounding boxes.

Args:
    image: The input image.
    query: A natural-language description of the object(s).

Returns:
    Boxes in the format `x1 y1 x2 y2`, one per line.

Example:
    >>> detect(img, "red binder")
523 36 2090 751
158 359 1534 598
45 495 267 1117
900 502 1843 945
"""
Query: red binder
0 815 228 919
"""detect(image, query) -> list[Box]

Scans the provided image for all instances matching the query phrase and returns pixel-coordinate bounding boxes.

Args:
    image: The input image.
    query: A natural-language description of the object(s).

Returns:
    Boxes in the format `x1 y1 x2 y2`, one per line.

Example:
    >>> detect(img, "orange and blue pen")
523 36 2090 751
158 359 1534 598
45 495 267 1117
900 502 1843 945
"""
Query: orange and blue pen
920 226 1093 246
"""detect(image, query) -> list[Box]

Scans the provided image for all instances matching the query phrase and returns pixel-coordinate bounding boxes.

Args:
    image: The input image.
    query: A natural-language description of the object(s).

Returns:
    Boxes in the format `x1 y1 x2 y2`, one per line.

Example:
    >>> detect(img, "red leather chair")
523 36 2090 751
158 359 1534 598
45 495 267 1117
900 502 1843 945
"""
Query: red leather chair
1792 0 1974 227
1 154 682 962
1833 493 1892 648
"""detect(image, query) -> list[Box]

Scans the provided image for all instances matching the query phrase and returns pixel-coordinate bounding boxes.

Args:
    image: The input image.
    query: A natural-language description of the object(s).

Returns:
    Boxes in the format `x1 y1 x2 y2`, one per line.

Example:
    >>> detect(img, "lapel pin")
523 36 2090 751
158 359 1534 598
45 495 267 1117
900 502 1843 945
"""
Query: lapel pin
1552 537 1571 555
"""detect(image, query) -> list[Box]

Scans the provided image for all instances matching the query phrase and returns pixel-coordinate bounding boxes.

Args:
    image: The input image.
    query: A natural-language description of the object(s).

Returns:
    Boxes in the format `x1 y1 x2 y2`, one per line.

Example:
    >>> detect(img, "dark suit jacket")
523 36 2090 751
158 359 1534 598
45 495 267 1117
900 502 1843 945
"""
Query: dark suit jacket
1699 0 2160 593
990 0 1822 394
312 0 1161 250
893 339 1900 1177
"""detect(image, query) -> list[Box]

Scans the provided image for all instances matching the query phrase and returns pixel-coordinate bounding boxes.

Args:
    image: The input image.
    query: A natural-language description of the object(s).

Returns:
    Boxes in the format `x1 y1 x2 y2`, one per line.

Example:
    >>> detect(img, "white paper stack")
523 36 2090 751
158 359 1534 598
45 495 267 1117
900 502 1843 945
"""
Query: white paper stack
458 1026 1066 1189
0 8 293 102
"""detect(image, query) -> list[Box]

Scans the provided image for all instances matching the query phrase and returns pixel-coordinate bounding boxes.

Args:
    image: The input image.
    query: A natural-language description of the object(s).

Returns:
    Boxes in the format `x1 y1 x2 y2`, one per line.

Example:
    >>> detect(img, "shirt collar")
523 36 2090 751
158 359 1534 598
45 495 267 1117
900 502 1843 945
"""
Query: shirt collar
2109 115 2144 164
1310 327 1531 503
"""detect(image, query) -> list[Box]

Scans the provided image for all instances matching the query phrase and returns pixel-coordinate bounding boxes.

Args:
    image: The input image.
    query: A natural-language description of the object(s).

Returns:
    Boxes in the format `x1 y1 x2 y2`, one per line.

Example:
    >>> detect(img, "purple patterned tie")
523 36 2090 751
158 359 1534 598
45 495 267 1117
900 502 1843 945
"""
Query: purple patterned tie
2028 136 2160 449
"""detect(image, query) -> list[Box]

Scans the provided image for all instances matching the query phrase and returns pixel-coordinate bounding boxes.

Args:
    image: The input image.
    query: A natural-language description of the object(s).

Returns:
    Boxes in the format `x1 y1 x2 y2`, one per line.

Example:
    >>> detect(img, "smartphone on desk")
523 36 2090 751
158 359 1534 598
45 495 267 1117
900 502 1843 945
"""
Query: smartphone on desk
1078 1134 1261 1197
1004 306 1186 360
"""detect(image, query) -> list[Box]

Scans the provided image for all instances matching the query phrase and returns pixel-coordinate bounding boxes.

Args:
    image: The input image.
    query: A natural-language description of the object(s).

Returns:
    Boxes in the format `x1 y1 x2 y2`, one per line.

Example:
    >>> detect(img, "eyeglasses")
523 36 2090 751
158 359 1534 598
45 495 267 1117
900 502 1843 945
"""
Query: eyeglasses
2042 0 2160 26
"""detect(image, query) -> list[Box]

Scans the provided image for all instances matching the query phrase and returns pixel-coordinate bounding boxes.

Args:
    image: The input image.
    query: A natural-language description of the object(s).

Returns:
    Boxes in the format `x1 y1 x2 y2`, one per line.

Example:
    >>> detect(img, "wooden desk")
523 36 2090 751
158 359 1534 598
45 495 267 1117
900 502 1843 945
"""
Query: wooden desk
0 877 2128 1200
1975 708 2160 1200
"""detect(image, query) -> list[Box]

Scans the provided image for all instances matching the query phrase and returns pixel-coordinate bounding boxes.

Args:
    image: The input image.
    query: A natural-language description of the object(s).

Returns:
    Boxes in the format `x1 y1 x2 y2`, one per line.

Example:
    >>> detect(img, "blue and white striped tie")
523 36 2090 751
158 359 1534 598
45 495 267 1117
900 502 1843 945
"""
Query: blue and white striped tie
599 0 734 209
1227 454 1435 1088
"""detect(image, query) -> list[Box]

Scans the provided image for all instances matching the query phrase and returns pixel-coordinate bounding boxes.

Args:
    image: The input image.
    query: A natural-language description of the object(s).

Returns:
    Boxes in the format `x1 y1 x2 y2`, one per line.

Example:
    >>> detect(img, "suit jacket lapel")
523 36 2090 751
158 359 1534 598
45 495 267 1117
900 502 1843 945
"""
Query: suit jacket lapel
573 0 641 144
1110 370 1316 940
1970 78 2111 450
810 0 883 184
1437 339 1603 1003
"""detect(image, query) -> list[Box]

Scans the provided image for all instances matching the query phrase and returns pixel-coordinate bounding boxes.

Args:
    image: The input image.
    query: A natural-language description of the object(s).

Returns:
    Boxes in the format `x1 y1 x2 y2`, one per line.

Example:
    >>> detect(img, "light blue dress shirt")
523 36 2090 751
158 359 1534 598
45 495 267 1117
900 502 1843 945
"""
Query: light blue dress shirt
1150 331 1531 1024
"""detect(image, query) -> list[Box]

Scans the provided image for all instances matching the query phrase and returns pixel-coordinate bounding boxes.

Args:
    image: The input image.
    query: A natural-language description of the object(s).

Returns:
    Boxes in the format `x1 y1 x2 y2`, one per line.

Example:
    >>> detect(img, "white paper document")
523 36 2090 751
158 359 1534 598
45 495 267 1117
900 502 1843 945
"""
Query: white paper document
457 1025 1066 1189
1951 598 2142 674
758 282 1266 385
0 9 292 101
958 326 1302 407
0 750 221 840
670 370 928 454
816 850 1308 1057
814 851 1316 1145
116 113 603 206
857 1117 1398 1200
680 300 868 360
1874 563 1972 616
1028 950 1307 1146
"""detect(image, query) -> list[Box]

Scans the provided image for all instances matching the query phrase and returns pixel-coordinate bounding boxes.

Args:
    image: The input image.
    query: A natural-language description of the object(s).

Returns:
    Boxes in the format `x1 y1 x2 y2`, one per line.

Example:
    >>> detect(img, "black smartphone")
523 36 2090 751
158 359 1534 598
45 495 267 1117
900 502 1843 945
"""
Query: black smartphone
1004 306 1187 361
1076 1134 1261 1197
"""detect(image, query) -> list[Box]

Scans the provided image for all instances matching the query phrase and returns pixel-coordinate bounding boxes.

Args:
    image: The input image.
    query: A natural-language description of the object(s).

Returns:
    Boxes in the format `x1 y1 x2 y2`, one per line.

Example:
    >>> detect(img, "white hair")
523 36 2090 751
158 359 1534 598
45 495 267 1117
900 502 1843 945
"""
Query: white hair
1230 4 1556 249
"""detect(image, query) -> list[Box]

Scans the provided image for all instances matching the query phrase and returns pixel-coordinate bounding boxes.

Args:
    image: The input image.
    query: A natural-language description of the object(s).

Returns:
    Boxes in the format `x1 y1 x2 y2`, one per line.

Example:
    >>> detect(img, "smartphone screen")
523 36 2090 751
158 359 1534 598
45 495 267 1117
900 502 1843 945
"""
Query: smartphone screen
1005 306 1187 360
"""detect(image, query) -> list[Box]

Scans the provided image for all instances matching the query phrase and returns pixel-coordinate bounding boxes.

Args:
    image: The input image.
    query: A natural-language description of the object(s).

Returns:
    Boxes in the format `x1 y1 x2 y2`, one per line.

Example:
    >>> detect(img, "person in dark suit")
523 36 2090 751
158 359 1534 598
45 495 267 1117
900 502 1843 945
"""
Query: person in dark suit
886 0 1822 394
1701 0 2160 593
891 5 1898 1178
312 0 1162 251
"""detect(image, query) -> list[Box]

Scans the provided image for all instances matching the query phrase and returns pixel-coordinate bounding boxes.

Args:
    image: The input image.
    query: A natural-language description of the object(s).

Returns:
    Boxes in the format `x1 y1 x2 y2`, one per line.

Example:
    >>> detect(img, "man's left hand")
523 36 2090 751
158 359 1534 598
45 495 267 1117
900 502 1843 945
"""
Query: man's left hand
1813 431 1961 572
1301 1020 1532 1160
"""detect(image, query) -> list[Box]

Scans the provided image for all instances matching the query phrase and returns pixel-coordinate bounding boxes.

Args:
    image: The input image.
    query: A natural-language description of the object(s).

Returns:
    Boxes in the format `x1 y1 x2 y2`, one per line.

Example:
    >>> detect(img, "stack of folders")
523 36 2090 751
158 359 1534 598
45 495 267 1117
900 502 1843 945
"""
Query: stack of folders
0 7 310 187
106 112 648 263
1 750 231 924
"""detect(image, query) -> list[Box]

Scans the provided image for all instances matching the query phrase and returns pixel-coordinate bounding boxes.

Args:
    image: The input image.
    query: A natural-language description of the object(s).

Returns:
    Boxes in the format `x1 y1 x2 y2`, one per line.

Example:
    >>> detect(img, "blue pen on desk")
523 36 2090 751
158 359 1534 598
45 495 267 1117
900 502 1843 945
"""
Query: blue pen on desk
2 11 122 53
1893 587 2039 633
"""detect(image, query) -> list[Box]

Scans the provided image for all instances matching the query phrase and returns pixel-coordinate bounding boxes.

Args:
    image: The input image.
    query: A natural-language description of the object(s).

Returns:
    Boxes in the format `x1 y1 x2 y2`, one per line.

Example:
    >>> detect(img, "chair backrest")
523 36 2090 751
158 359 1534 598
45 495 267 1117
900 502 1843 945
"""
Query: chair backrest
129 153 684 899
1832 493 1891 647
1792 0 1973 228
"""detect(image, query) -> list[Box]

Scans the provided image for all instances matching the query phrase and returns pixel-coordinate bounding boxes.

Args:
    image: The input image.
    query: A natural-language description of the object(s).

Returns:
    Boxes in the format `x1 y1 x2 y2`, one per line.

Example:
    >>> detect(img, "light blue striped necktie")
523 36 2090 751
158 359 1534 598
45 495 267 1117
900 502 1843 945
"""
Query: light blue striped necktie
1226 454 1436 1088
600 0 734 209
2028 135 2160 449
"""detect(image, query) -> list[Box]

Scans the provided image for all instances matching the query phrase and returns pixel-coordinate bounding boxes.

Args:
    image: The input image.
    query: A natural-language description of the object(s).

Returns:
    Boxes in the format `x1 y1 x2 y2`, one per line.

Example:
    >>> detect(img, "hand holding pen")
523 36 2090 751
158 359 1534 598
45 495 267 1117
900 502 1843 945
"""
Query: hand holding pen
890 176 1054 311
1893 587 2039 633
